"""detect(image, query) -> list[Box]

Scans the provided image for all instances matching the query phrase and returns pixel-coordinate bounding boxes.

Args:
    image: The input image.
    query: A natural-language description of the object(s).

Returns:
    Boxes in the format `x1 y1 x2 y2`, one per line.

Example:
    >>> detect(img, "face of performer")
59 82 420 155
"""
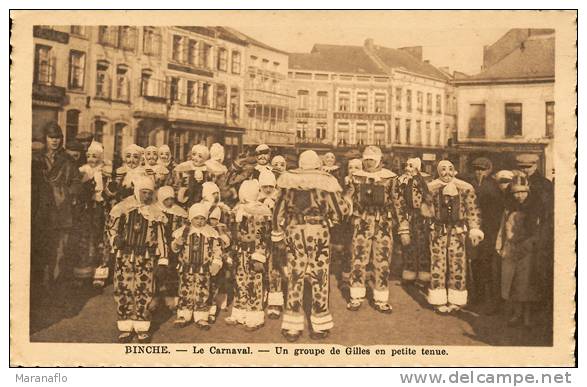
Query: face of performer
323 153 336 167
261 185 275 196
513 191 528 204
163 197 175 209
145 149 158 166
362 159 378 172
405 161 417 177
191 151 206 166
191 216 207 228
438 163 455 183
209 218 219 227
348 163 361 176
125 151 142 169
257 153 270 166
139 188 154 205
46 136 62 152
86 151 101 168
159 149 171 163
498 180 511 193
272 159 286 172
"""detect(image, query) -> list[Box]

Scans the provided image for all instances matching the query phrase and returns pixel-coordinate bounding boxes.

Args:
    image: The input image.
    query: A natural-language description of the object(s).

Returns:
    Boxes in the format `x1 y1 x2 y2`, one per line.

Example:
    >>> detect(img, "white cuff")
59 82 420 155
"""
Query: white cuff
177 309 193 321
428 288 448 305
158 258 169 266
402 270 417 281
469 228 484 241
373 288 389 303
448 289 468 306
246 310 265 327
193 310 209 323
281 313 305 331
117 320 133 332
271 231 284 242
252 252 266 263
350 286 366 300
417 271 431 282
310 313 334 331
133 320 151 333
268 291 284 306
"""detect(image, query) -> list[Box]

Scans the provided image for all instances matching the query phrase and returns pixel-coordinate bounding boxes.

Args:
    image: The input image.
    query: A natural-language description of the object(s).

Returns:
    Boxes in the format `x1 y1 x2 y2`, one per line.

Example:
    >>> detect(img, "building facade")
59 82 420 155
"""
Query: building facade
288 40 453 174
454 32 555 178
32 25 249 164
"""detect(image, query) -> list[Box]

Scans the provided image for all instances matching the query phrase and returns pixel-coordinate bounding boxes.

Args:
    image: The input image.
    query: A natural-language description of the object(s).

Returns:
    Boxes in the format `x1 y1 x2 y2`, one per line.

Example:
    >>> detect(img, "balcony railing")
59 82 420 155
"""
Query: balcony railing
32 82 66 104
33 26 69 44
139 78 168 101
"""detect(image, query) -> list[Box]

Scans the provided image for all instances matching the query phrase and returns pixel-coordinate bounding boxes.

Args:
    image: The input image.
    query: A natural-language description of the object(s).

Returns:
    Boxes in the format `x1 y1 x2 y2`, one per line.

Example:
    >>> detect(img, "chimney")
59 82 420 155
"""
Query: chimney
398 46 423 61
364 38 374 50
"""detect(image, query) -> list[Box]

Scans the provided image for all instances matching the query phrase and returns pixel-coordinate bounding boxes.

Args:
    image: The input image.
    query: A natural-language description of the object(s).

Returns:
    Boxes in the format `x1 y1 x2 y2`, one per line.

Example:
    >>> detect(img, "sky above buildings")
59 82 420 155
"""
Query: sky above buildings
230 11 521 75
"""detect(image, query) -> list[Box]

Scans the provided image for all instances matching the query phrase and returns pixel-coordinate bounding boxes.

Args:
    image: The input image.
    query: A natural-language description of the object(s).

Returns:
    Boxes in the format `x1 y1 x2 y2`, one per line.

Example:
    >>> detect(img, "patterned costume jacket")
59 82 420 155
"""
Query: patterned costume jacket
229 203 272 326
426 178 482 306
397 172 432 282
347 168 409 302
108 197 168 333
157 204 188 300
172 224 223 323
272 170 351 332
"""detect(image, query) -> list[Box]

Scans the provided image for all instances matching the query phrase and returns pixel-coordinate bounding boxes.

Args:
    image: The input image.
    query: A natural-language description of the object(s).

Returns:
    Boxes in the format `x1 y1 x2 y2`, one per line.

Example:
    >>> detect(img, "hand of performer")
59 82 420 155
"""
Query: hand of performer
209 260 223 276
469 233 483 247
250 260 265 273
400 233 411 246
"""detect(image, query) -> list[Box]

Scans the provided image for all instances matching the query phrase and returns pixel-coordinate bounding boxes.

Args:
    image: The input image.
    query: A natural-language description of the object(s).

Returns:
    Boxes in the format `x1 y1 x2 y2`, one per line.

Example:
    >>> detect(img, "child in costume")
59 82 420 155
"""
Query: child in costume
226 179 272 331
156 185 188 310
174 144 214 208
172 202 223 330
207 206 232 323
108 176 169 343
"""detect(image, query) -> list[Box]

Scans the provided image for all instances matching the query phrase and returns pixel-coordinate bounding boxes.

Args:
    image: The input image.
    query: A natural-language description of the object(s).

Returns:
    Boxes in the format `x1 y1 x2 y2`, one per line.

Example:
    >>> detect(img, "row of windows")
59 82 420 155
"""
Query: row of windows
468 102 554 138
34 44 240 117
171 34 241 74
296 89 444 115
392 118 444 146
335 122 388 146
64 110 126 161
296 90 388 113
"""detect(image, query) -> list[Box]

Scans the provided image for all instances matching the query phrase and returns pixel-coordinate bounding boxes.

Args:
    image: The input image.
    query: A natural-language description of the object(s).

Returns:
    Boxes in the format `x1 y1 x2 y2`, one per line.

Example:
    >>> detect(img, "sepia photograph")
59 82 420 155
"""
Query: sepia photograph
10 9 576 367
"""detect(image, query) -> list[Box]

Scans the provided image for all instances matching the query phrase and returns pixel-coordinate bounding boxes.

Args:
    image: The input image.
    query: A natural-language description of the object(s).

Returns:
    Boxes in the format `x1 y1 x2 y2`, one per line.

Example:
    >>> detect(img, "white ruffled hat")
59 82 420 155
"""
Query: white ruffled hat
133 175 155 202
298 150 321 170
210 143 225 162
202 181 220 201
125 144 144 156
239 179 260 203
189 202 210 220
157 185 175 204
87 141 104 157
191 144 210 160
259 170 276 187
363 146 382 163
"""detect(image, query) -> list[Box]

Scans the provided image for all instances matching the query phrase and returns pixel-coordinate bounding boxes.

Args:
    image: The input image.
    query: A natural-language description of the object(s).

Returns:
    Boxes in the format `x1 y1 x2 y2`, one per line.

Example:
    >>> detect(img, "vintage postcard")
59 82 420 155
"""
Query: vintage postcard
10 10 576 366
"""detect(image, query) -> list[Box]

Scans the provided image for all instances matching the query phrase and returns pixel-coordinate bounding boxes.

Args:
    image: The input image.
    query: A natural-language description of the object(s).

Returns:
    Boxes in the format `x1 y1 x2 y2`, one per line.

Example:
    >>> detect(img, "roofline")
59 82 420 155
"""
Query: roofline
392 68 449 83
454 76 555 86
288 67 389 77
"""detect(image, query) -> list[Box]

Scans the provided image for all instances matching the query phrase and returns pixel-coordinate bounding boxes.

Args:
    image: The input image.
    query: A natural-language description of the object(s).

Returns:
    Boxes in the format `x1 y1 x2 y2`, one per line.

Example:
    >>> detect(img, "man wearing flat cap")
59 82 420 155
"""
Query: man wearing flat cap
33 121 82 288
75 131 94 165
226 144 273 188
515 153 554 306
468 157 504 313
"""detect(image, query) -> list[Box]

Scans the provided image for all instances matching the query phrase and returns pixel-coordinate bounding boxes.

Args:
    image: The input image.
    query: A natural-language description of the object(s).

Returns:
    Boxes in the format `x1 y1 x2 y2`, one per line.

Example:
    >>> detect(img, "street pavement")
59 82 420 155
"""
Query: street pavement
30 276 552 346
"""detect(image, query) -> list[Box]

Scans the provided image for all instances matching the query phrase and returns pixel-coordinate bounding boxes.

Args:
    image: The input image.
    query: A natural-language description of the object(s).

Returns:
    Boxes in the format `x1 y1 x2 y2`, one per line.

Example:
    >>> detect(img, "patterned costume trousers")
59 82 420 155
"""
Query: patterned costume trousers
350 215 393 303
113 252 155 333
267 253 284 307
402 212 431 282
177 271 211 323
231 251 265 326
428 226 468 306
282 224 333 333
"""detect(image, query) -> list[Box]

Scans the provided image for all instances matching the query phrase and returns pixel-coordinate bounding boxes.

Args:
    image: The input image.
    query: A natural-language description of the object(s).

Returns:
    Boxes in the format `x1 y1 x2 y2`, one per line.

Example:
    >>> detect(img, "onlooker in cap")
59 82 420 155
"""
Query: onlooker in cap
65 141 85 166
34 121 82 288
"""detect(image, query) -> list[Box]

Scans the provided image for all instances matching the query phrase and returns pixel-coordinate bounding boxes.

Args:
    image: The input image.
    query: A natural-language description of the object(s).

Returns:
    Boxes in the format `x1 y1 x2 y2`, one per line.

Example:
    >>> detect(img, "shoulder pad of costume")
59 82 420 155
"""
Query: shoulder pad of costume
174 161 194 172
172 226 187 239
102 164 113 175
109 196 134 218
116 165 128 174
453 178 475 191
427 179 445 191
